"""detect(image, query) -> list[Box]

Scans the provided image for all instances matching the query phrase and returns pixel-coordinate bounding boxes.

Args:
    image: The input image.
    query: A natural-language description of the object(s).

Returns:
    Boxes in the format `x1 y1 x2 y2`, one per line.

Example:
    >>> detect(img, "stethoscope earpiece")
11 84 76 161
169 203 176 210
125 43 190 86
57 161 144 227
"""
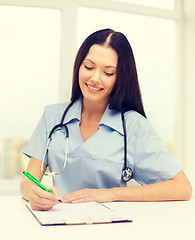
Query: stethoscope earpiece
122 167 133 182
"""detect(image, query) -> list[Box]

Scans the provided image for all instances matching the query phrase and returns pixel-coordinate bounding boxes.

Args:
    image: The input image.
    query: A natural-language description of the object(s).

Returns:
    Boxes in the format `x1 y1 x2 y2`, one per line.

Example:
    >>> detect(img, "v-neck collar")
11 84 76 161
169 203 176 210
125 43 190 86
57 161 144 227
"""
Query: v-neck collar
63 97 124 136
100 106 124 135
63 98 82 124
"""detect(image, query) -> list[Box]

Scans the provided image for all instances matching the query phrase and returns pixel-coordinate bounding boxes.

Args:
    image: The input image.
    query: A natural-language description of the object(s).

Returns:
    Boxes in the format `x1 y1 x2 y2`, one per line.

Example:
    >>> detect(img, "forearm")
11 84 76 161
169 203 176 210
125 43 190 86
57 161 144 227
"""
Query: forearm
20 157 47 201
112 182 181 202
112 172 192 202
61 172 192 204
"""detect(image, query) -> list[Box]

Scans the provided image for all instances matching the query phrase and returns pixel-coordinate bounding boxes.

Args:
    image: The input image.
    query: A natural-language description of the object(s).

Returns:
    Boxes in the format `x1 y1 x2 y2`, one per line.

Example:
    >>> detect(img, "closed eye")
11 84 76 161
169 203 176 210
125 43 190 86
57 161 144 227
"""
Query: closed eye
104 72 114 76
85 65 93 70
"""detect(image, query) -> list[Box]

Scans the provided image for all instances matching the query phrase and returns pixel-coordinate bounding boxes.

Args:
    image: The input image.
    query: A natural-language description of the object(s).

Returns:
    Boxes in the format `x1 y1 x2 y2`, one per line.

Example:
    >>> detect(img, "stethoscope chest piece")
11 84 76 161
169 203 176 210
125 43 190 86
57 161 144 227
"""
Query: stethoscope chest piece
122 167 133 182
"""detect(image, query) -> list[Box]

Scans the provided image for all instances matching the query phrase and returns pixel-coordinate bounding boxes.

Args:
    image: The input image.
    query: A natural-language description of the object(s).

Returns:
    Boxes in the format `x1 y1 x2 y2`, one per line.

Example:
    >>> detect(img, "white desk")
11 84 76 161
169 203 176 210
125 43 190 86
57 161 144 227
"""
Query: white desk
1 196 195 240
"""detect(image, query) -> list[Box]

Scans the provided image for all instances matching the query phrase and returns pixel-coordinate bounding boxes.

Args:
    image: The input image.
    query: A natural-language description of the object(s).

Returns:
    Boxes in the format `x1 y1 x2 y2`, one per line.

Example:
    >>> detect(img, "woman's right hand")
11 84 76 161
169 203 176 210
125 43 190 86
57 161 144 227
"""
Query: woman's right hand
28 185 61 211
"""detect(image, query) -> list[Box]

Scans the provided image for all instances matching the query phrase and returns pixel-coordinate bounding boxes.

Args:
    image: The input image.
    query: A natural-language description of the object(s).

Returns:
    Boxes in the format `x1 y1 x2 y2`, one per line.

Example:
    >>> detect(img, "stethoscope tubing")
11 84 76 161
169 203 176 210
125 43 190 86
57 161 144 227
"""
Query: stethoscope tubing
41 101 133 181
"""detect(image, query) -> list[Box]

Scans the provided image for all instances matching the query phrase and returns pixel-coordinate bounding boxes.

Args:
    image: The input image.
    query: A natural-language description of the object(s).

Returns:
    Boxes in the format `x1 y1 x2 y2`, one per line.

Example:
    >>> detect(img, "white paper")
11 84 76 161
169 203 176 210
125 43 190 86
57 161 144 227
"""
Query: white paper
26 201 130 225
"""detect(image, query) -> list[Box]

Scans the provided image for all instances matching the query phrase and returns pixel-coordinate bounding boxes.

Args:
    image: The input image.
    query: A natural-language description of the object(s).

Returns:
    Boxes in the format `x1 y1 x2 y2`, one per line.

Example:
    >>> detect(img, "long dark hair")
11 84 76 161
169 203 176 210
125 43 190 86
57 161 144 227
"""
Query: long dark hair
71 28 146 118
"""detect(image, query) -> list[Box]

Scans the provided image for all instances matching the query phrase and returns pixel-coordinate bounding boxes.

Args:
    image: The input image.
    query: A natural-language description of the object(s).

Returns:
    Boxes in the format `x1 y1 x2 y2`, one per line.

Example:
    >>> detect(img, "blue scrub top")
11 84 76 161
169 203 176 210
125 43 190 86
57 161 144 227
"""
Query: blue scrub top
24 97 182 197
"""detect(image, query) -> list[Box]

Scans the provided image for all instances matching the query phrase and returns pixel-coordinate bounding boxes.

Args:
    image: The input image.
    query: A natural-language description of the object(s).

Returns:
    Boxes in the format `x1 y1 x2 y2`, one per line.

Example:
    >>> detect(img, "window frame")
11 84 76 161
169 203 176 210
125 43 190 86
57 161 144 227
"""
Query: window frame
0 0 78 102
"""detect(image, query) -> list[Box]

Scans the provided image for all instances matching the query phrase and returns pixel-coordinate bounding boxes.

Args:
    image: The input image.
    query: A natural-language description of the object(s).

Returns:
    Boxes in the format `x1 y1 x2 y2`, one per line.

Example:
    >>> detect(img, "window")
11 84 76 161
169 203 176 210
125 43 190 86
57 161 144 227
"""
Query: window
0 5 61 178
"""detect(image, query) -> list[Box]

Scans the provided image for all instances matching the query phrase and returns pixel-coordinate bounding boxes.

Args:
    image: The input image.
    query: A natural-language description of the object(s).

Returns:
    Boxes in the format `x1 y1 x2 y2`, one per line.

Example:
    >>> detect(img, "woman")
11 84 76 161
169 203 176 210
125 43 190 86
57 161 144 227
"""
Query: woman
20 29 192 211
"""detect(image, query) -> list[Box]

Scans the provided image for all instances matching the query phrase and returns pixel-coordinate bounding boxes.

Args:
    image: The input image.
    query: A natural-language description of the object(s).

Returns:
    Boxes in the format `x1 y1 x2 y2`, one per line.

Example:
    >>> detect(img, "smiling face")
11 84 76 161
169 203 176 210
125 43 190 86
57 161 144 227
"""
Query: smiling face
79 44 118 107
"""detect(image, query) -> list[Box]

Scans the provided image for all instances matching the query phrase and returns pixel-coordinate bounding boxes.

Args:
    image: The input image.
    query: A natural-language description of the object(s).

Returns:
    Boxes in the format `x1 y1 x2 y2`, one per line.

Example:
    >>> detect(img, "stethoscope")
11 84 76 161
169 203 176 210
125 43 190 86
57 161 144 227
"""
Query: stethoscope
41 102 133 182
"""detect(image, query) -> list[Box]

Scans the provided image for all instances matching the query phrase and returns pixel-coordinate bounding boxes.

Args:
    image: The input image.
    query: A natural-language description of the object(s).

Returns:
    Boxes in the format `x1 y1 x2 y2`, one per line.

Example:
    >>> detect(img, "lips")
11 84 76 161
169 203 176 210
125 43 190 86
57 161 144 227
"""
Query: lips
85 83 103 92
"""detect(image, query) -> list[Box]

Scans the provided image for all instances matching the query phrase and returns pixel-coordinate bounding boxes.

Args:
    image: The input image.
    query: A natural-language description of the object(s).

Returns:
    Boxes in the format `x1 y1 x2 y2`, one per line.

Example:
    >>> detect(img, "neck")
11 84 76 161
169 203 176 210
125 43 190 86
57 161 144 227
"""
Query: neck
82 98 108 119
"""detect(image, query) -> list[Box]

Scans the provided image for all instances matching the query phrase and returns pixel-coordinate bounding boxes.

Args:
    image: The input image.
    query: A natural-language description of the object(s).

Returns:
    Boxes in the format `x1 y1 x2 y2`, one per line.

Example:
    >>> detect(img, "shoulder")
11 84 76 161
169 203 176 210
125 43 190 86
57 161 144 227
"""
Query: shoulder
43 101 71 126
124 110 155 137
44 101 70 114
124 110 150 128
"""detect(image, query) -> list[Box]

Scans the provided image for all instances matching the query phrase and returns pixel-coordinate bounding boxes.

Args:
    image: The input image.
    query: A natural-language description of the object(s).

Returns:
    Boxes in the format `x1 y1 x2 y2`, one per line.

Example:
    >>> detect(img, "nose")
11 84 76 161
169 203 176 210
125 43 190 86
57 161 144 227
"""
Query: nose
90 70 101 84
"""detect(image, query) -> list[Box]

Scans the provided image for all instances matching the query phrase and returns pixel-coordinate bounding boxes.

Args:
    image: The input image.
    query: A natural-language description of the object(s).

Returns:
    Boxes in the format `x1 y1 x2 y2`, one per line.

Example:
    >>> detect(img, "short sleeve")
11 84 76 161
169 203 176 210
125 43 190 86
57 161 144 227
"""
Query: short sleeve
126 113 182 185
23 113 48 165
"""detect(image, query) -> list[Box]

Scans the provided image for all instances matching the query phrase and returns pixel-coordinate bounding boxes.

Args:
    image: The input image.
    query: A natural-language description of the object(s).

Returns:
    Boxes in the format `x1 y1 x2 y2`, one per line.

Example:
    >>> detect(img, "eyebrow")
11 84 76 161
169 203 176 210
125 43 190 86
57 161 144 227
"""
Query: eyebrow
84 59 117 69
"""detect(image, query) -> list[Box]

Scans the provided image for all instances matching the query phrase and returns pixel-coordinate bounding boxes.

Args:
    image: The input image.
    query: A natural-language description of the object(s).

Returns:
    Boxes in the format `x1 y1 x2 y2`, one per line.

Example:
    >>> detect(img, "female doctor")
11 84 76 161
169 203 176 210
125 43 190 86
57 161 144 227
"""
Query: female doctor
20 29 192 211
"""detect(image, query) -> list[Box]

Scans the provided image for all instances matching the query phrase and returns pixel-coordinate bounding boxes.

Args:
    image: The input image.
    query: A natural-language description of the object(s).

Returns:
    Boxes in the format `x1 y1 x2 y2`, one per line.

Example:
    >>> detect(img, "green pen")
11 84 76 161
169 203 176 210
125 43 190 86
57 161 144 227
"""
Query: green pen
23 171 62 202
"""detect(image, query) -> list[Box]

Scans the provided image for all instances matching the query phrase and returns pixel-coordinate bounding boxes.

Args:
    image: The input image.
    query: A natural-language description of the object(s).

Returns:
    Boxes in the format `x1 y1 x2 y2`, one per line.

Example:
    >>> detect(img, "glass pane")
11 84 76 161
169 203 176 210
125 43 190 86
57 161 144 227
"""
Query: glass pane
111 0 175 10
0 6 61 178
77 7 176 156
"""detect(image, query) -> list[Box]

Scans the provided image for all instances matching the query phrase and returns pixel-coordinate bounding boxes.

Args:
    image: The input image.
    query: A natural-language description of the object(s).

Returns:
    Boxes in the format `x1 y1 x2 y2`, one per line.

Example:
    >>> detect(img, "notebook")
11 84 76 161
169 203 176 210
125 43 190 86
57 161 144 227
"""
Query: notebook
26 201 132 225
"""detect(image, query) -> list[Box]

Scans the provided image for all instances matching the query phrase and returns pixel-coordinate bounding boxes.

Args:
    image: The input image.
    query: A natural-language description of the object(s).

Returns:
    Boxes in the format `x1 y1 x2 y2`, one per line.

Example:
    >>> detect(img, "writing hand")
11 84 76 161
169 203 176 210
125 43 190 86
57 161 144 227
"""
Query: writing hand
29 186 61 211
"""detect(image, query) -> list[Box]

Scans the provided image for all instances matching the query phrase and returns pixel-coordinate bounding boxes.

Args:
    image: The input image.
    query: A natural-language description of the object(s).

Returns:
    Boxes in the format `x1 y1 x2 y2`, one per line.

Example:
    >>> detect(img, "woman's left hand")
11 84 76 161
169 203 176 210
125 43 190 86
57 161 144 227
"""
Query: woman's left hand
62 188 115 203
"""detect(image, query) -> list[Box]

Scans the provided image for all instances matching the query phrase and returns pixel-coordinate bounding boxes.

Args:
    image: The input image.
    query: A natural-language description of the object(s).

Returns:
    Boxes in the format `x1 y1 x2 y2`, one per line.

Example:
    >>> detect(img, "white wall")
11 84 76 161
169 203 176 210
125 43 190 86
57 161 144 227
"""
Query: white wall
183 0 195 192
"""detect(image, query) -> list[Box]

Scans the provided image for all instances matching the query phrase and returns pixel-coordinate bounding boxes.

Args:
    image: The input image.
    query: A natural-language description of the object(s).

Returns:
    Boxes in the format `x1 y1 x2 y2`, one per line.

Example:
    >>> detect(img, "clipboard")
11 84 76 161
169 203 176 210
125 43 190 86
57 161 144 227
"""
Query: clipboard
26 201 132 226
